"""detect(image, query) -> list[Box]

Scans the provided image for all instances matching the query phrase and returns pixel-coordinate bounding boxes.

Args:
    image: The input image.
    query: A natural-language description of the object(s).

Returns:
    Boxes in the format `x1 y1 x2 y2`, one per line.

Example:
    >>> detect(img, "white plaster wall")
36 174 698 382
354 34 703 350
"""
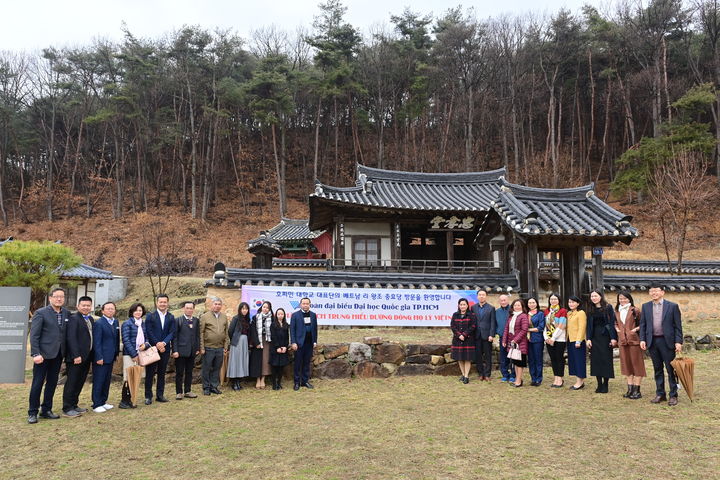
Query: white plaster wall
344 222 392 264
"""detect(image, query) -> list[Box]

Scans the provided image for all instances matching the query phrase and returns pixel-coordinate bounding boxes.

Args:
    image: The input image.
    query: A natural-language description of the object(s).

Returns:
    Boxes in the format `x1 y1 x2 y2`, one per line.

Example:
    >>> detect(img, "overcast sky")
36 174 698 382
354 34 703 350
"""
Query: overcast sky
2 0 602 52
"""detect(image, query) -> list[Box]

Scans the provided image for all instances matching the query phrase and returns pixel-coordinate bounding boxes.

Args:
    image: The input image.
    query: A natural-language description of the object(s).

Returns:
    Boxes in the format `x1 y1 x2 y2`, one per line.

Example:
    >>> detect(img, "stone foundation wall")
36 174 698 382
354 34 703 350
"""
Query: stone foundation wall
98 333 719 385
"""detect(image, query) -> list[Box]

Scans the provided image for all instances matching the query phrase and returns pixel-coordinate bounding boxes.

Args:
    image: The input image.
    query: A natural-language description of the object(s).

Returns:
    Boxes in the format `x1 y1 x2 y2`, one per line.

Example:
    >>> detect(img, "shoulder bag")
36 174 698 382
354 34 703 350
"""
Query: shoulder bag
137 345 160 366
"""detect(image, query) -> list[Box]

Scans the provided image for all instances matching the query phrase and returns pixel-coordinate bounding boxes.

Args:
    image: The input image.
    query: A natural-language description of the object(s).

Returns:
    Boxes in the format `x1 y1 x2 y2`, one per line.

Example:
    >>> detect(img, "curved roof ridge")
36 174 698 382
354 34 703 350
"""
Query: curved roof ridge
357 164 507 184
499 177 594 200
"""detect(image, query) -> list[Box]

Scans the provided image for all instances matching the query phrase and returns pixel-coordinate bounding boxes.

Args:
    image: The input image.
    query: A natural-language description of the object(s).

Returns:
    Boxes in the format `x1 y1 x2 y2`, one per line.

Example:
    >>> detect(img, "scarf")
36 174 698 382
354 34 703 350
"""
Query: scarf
134 317 145 350
259 312 273 342
509 312 521 335
618 304 631 325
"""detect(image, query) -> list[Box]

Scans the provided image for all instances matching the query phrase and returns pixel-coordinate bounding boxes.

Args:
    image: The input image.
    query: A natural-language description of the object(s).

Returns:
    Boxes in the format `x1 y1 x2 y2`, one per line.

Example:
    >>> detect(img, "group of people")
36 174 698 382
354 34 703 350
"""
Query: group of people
450 284 683 405
26 281 684 424
27 290 319 424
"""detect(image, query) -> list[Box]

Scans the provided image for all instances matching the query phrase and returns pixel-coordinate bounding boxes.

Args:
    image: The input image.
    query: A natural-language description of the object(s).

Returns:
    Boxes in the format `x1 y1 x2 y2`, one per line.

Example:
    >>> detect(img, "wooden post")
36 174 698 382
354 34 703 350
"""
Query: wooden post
333 216 345 267
592 247 604 292
523 240 539 298
446 230 454 268
393 222 401 267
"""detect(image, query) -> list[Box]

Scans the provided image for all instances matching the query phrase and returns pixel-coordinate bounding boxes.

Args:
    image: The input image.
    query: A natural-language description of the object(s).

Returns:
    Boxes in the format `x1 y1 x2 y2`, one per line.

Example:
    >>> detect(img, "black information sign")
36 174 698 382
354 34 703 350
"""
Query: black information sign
0 287 31 383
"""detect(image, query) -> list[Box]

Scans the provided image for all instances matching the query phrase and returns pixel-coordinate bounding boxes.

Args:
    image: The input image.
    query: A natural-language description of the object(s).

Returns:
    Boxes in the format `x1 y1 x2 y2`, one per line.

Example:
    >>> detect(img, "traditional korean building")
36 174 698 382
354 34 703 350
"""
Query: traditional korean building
223 164 645 299
205 164 720 325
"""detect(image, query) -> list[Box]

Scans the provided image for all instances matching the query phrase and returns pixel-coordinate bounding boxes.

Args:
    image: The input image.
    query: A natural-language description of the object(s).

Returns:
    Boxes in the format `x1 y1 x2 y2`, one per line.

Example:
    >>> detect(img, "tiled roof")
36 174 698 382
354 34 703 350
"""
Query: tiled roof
268 218 324 242
486 178 639 240
593 260 720 275
603 275 720 292
311 164 506 212
273 258 328 268
247 233 282 255
209 268 519 292
61 264 113 280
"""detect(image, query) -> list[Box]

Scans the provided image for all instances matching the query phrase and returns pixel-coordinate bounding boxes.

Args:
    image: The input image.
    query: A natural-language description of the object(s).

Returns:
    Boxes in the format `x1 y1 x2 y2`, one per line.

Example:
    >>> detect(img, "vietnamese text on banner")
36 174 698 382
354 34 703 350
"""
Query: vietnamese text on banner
241 285 477 327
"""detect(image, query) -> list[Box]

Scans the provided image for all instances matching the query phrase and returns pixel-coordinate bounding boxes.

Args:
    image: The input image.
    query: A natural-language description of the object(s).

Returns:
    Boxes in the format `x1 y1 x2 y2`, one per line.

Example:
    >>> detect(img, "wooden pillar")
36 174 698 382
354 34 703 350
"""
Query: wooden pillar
333 216 345 266
515 237 528 293
393 222 401 265
446 230 454 265
525 240 539 298
561 246 587 301
592 247 604 292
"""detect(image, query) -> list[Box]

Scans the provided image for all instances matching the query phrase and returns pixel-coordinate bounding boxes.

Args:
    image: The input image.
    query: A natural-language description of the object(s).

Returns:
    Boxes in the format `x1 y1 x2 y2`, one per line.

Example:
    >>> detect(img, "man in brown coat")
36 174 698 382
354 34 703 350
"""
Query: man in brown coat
199 297 229 395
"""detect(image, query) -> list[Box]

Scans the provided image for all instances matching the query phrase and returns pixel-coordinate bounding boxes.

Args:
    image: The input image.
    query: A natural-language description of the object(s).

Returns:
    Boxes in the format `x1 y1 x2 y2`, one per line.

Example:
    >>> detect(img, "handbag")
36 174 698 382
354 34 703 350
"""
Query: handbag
121 380 132 405
508 343 523 361
137 345 160 366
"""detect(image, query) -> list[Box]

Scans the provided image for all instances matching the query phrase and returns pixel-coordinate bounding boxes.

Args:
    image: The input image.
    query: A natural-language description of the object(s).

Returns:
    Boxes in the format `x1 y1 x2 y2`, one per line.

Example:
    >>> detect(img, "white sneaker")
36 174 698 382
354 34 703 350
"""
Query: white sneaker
103 404 114 410
93 406 107 413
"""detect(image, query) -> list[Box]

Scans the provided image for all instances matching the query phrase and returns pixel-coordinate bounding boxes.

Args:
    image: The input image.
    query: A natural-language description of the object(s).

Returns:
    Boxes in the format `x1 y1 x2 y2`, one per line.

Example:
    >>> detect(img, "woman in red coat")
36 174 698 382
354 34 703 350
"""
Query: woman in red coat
502 298 529 387
450 298 476 384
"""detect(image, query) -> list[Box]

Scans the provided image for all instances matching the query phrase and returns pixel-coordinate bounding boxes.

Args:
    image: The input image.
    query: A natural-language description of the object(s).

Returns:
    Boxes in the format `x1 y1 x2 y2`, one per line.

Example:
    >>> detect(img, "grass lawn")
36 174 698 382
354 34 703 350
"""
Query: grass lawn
1 351 718 480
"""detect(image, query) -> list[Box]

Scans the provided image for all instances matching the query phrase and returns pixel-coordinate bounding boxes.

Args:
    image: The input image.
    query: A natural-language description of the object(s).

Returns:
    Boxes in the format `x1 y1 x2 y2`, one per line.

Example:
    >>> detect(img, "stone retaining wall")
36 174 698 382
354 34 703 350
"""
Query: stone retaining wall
98 333 719 385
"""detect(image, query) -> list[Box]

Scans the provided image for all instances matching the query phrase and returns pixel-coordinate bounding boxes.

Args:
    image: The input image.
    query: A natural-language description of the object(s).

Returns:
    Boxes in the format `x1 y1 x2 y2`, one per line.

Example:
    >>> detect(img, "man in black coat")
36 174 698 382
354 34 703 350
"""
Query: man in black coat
61 296 95 417
172 301 200 400
290 297 318 391
28 287 71 424
144 294 175 404
640 283 683 406
471 289 496 381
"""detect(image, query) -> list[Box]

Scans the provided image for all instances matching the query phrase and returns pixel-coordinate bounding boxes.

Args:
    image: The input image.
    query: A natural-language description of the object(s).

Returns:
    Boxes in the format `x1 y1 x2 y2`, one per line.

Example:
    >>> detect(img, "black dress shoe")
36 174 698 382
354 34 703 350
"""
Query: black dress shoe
462 377 469 384
210 387 222 394
145 398 153 405
74 407 88 413
203 389 211 396
530 381 538 387
293 384 300 391
39 410 60 419
62 409 82 417
28 414 38 424
302 382 314 389
118 402 133 409
156 396 169 403
650 394 667 404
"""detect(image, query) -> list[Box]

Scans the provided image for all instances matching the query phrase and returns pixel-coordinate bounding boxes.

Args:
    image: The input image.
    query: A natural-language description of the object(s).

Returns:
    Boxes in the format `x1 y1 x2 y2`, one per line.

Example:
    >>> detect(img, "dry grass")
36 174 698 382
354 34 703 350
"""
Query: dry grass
1 351 719 480
115 275 207 318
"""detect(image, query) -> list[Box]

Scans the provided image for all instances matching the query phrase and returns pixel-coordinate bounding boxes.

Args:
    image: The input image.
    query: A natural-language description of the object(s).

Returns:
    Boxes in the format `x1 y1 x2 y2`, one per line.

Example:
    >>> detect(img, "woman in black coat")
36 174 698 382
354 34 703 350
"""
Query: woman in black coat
587 290 618 393
269 308 290 390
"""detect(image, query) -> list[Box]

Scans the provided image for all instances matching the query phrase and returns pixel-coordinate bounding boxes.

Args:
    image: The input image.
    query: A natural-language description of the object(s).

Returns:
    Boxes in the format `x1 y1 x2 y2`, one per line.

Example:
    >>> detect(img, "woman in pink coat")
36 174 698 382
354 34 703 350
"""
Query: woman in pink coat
502 298 529 388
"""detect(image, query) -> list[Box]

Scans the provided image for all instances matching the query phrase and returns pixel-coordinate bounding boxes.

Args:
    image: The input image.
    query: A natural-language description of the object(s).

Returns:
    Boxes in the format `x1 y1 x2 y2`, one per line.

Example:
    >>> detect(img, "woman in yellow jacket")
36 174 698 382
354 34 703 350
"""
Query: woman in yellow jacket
566 295 587 390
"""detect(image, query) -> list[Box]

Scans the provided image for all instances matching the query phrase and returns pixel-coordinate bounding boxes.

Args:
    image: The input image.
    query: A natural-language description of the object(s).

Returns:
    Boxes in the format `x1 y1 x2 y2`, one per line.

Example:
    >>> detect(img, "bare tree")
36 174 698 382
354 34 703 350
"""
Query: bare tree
649 150 719 273
138 221 196 297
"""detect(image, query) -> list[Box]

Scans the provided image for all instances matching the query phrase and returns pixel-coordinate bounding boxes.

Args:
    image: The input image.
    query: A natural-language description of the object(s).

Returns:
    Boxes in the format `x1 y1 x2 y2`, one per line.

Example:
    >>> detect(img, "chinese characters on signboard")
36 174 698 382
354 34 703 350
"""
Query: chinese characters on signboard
429 216 475 230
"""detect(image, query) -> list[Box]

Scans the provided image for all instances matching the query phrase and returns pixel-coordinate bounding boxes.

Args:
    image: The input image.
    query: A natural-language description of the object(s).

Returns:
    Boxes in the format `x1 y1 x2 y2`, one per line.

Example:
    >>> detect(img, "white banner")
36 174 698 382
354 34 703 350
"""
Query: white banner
240 285 478 327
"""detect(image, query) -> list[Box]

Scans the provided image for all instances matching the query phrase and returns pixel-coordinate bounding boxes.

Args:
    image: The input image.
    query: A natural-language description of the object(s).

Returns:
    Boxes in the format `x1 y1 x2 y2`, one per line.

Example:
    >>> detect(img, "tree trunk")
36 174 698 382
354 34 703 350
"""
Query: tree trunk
313 97 321 180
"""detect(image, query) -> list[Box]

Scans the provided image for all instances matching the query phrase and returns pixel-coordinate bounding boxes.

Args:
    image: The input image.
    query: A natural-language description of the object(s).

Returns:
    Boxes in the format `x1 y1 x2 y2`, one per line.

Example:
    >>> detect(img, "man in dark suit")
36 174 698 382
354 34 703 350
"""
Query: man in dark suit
61 296 94 417
144 294 175 404
290 297 318 391
27 287 71 424
91 302 120 413
472 289 496 381
640 283 683 406
172 301 200 400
